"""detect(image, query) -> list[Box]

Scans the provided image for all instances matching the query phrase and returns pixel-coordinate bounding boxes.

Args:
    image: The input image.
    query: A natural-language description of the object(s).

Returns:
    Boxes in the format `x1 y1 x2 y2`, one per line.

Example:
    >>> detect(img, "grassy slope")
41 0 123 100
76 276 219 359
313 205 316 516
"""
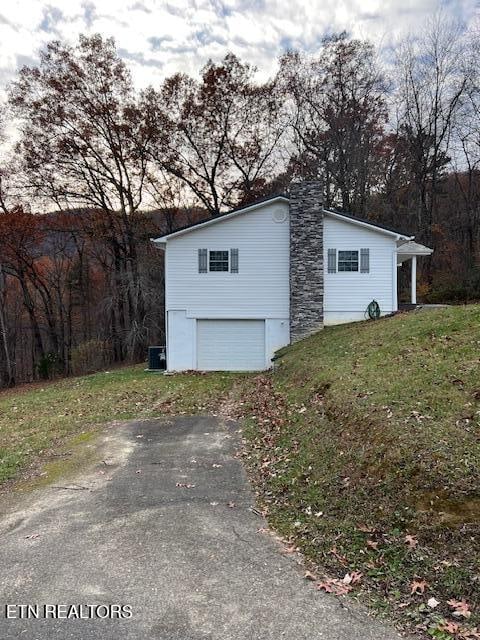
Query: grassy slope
0 366 239 487
1 308 479 636
241 306 480 638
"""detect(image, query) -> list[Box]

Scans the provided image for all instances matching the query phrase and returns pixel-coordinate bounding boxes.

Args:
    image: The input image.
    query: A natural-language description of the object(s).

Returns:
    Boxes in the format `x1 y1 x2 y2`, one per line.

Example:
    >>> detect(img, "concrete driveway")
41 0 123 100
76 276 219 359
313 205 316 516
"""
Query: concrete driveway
0 416 404 639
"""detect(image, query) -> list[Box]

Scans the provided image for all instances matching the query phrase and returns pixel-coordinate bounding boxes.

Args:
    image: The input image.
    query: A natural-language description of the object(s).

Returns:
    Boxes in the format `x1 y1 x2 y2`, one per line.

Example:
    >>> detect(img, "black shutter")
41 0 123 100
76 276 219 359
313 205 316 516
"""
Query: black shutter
327 248 337 273
198 248 207 273
360 248 370 273
230 248 239 273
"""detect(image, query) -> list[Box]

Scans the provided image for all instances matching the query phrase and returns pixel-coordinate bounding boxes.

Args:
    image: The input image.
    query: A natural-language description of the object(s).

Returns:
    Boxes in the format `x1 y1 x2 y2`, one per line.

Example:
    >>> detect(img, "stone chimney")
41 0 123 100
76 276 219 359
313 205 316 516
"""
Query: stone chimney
289 181 325 342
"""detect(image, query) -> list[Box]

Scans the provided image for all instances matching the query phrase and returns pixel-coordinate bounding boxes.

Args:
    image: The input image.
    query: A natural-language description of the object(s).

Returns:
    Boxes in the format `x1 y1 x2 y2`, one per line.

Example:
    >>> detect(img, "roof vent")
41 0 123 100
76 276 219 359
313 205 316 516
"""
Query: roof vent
272 209 287 223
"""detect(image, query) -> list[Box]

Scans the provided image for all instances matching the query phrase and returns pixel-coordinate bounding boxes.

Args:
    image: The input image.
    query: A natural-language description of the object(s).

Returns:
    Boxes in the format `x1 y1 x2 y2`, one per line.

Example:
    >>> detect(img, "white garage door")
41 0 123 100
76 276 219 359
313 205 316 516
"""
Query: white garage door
197 320 266 371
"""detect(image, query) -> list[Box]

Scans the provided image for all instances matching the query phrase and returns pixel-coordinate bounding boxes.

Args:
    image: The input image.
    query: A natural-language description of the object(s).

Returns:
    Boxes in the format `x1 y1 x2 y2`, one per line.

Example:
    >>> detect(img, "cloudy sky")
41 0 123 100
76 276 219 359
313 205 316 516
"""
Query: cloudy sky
0 0 478 90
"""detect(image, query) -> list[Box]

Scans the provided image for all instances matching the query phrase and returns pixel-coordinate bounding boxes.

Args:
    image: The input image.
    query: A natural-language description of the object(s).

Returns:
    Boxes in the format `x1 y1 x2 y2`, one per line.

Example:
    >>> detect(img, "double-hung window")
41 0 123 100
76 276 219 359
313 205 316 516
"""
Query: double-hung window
198 248 239 273
328 248 369 273
338 250 359 272
208 250 229 272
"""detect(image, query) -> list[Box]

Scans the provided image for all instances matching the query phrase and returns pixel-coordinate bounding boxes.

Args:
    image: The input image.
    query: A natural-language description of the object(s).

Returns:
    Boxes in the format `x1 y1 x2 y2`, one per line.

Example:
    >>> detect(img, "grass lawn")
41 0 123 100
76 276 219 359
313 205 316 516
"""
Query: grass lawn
2 306 479 638
239 306 480 639
0 365 240 488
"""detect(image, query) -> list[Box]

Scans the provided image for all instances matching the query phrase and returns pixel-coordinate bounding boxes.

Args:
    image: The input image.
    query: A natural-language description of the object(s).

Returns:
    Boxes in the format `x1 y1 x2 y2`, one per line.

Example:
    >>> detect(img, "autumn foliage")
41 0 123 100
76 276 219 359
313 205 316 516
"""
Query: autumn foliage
0 23 479 387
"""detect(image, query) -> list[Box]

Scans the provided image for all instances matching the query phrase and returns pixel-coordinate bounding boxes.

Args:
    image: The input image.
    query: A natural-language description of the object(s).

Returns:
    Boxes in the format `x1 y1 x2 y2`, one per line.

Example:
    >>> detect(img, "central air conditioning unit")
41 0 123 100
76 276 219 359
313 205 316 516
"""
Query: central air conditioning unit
146 346 167 372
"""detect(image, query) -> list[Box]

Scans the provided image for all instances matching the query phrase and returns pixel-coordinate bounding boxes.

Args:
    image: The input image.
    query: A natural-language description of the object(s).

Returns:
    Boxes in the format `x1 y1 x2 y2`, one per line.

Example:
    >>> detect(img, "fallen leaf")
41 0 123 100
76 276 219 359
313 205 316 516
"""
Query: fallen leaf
367 540 379 550
357 523 375 533
304 571 317 581
447 599 471 619
282 544 298 554
439 621 460 634
343 571 363 585
25 533 40 540
227 501 236 508
316 580 336 593
405 534 418 549
427 597 440 609
317 578 352 596
410 579 428 594
330 546 348 565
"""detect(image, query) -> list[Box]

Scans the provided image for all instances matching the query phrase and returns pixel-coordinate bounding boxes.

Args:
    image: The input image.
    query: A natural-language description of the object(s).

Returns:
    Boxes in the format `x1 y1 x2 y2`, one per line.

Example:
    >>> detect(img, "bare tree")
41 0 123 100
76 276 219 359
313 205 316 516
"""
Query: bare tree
146 53 287 215
278 34 388 215
394 14 470 244
9 34 162 358
0 109 15 386
146 171 199 233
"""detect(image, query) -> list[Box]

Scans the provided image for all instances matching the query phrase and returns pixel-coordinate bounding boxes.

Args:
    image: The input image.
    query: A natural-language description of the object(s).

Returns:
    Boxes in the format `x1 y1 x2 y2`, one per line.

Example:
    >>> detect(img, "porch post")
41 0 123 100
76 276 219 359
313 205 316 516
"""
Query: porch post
411 255 417 305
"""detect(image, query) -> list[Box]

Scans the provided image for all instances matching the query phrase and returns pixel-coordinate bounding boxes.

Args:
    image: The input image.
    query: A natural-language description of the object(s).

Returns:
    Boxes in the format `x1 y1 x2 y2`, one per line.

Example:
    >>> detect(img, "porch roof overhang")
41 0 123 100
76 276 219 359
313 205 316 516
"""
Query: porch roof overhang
396 240 433 265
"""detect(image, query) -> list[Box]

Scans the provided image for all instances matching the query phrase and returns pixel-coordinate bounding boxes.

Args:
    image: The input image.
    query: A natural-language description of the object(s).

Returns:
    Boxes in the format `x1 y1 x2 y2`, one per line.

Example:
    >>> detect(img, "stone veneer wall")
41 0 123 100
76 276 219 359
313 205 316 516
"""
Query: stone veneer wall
289 181 325 342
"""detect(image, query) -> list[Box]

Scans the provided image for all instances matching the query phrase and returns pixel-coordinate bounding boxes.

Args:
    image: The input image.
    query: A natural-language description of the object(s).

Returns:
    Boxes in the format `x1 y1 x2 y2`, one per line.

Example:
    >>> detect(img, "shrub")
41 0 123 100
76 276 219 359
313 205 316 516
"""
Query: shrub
70 339 112 376
36 352 61 379
426 268 480 304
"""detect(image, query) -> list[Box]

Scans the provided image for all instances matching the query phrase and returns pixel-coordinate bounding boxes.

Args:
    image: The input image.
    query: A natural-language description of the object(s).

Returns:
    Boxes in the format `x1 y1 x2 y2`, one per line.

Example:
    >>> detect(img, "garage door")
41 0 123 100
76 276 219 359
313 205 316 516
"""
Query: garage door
197 320 266 371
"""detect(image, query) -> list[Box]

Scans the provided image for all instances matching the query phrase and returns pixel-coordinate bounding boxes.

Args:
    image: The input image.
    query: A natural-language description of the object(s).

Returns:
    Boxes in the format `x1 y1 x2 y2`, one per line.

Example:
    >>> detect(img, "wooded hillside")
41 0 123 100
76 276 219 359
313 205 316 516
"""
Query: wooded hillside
0 18 479 387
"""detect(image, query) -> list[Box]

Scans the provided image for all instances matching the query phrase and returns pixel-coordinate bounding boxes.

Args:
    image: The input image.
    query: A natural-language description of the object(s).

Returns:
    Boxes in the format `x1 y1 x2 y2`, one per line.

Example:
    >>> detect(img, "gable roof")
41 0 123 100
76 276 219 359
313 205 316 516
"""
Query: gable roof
326 208 411 238
397 240 433 255
325 209 412 239
152 194 412 244
396 240 433 265
152 194 289 243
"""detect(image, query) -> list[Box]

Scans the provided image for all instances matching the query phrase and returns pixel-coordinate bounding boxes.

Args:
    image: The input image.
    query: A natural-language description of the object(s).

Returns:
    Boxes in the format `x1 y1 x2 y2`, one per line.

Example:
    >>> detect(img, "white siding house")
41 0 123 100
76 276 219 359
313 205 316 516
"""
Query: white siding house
323 214 399 325
160 197 290 371
153 187 432 372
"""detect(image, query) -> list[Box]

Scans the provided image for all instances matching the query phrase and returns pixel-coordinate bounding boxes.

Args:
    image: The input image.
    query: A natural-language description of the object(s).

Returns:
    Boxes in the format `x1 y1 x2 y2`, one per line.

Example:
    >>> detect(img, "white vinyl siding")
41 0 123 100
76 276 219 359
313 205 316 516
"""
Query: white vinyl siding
164 200 290 371
165 202 290 318
324 216 397 325
197 320 266 371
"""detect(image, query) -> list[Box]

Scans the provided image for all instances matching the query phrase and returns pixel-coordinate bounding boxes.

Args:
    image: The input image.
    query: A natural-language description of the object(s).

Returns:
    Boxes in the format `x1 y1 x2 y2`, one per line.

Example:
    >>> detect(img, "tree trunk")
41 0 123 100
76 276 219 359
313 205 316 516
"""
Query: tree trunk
0 265 14 386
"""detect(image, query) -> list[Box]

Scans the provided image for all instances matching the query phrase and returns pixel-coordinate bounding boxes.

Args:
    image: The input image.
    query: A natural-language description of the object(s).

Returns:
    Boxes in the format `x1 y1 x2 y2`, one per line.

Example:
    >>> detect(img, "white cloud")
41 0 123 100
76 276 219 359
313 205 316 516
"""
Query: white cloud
0 0 477 95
